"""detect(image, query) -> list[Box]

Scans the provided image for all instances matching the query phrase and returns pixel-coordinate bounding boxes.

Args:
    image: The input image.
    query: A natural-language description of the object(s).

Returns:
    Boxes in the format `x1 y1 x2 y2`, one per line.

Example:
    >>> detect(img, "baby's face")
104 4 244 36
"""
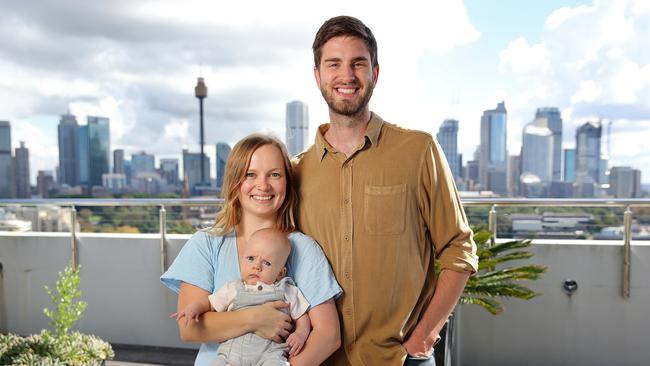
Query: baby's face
240 235 290 285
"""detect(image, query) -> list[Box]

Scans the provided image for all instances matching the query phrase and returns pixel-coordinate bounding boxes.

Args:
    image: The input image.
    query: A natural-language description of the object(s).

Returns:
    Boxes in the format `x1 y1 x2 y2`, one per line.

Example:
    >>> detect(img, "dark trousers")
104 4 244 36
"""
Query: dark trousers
404 354 436 366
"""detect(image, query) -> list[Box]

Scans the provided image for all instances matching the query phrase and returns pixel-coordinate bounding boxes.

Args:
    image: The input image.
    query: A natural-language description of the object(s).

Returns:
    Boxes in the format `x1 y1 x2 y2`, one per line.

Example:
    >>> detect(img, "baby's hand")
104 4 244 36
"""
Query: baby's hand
286 330 308 356
170 303 203 327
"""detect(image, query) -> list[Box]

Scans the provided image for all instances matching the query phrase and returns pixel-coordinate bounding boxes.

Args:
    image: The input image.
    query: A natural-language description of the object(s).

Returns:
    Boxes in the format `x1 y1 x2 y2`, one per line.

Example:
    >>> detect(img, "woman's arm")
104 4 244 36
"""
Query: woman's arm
288 298 341 365
176 282 293 343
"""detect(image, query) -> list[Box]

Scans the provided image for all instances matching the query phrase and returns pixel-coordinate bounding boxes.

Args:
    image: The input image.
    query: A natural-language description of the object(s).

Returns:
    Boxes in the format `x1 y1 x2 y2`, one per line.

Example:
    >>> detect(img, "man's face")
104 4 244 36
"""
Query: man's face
315 36 379 118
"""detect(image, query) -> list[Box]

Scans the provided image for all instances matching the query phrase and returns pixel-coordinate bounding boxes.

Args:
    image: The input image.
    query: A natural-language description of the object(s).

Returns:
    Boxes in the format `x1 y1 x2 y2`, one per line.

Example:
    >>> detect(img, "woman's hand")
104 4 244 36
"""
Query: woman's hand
249 300 293 343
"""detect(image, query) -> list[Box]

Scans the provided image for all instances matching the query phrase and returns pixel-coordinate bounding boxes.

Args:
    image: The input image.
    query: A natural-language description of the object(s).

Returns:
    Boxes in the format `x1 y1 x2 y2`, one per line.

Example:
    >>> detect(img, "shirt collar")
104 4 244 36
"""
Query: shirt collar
314 112 385 161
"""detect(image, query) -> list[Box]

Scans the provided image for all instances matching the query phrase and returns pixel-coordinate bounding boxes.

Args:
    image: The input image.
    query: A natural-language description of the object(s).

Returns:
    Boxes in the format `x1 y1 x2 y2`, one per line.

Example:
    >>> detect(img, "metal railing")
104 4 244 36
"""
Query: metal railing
2 197 650 297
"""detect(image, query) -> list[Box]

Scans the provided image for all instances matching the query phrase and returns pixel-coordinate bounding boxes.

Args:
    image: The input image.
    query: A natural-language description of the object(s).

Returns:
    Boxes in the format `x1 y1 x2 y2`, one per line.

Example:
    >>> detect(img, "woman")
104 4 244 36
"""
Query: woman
161 134 341 365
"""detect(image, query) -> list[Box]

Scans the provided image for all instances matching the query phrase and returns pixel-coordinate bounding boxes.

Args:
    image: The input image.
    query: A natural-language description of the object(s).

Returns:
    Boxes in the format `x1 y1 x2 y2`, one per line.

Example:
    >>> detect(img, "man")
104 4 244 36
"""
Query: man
293 16 478 366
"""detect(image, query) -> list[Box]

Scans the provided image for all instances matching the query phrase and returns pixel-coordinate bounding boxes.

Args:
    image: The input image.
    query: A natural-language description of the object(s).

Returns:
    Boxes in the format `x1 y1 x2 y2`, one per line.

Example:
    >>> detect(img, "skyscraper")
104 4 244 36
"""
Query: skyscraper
131 151 156 178
37 170 55 198
215 142 231 190
507 155 521 197
609 167 641 198
78 125 89 187
87 116 110 188
575 121 602 197
14 141 30 198
479 101 508 194
160 158 179 187
436 119 460 180
535 107 563 182
57 112 80 187
563 148 576 182
521 117 553 190
286 101 309 156
0 121 12 198
113 149 125 174
183 149 210 193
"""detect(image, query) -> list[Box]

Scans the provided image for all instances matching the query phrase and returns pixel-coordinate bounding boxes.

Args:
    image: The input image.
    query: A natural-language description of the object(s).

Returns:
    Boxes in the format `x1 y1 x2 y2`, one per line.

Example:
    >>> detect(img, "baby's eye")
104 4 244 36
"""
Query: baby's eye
262 260 271 267
245 256 254 262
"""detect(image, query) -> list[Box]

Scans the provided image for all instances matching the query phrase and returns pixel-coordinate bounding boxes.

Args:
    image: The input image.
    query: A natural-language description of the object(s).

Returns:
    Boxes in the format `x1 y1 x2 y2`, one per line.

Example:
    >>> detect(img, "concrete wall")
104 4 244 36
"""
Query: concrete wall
0 232 194 349
2 233 650 364
456 240 650 366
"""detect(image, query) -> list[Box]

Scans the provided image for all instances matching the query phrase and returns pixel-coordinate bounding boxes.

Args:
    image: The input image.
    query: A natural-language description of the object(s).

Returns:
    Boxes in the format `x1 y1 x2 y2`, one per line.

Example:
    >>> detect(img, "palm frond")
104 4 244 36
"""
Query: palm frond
477 251 534 270
474 265 547 282
459 296 503 315
463 282 540 300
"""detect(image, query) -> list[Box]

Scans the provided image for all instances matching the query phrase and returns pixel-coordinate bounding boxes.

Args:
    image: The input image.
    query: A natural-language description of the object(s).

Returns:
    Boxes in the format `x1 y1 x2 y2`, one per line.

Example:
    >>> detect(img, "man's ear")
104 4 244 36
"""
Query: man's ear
372 64 380 84
314 66 321 86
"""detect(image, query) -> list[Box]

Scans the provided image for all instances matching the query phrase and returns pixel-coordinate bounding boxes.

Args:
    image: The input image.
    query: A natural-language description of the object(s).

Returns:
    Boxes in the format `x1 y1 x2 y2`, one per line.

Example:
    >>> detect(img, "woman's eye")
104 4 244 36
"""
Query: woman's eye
245 172 255 178
271 172 281 178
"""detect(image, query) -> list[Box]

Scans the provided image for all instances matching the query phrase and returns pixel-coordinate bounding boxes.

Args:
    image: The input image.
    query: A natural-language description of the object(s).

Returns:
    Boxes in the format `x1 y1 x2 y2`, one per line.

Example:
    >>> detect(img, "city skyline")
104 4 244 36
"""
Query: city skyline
1 0 649 183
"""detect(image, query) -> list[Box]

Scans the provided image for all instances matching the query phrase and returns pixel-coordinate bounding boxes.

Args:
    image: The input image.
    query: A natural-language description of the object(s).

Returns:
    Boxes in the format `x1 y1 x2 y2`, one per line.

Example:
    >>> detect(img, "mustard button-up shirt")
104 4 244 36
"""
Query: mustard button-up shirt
293 113 478 366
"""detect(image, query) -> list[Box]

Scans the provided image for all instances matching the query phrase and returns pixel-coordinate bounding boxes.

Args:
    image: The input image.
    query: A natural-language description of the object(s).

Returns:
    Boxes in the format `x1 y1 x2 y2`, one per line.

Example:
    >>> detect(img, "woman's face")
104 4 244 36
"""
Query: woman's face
238 144 287 221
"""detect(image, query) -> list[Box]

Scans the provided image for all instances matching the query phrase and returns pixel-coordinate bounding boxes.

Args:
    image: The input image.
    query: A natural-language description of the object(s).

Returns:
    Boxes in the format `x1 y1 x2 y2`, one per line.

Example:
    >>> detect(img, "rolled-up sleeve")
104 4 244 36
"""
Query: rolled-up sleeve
419 139 478 273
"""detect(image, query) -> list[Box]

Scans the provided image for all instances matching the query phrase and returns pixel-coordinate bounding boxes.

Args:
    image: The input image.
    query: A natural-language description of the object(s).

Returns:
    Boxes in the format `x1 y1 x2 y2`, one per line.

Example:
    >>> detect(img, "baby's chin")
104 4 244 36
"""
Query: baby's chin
244 276 274 286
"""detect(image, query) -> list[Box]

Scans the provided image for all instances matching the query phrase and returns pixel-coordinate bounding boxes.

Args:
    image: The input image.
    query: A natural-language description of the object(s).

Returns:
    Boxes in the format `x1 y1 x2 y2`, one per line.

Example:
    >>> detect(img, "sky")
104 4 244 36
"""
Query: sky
1 0 649 184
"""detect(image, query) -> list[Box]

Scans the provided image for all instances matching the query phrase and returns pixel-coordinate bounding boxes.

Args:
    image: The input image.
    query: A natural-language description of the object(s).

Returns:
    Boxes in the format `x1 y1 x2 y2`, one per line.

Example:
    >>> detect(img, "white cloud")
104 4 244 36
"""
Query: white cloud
498 37 549 75
570 80 603 104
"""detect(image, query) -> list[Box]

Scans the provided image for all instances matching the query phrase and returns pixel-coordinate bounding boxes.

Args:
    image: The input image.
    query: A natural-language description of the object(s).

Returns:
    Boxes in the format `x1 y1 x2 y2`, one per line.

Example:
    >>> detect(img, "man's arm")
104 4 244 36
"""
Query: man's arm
403 270 469 356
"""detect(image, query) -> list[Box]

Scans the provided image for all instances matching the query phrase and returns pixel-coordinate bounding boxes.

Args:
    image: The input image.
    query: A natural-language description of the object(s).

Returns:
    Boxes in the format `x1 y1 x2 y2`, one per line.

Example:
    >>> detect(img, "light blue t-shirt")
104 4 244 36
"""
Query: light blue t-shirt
161 230 342 366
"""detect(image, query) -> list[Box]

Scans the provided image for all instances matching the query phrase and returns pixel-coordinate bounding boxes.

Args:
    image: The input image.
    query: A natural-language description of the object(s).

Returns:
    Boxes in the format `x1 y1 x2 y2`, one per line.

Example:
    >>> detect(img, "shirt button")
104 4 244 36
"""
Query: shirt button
257 285 263 291
344 235 349 241
344 271 350 279
343 307 352 316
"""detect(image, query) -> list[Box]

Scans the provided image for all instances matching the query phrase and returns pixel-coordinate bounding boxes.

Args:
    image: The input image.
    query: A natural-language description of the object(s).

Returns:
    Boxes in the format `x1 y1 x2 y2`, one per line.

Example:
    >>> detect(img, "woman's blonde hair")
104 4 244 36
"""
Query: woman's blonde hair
211 133 297 235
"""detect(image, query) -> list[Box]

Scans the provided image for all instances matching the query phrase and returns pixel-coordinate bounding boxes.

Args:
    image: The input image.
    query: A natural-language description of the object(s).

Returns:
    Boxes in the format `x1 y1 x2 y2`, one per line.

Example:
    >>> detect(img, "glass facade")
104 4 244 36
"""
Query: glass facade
436 119 459 180
564 148 576 182
215 142 231 190
286 101 309 157
78 125 89 186
0 121 11 198
87 116 110 188
57 113 80 187
489 114 507 164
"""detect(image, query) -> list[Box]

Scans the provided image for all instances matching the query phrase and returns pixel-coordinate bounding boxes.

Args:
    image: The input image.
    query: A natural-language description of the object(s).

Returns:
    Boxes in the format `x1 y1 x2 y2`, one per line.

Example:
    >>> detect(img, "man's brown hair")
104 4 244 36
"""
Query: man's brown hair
312 15 378 68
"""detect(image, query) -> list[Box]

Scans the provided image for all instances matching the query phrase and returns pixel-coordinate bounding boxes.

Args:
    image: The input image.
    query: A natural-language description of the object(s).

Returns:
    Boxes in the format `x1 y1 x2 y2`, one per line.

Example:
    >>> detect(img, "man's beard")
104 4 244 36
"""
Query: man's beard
320 81 375 117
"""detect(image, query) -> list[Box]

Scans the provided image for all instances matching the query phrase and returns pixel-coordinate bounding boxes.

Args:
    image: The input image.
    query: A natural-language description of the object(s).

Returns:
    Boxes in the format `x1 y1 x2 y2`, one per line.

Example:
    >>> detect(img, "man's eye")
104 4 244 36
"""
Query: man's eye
328 63 338 68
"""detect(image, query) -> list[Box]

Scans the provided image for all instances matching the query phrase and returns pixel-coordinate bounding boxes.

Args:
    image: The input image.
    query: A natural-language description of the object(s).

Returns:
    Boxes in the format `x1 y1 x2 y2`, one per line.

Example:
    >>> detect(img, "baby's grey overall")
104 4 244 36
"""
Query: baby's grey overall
212 278 294 366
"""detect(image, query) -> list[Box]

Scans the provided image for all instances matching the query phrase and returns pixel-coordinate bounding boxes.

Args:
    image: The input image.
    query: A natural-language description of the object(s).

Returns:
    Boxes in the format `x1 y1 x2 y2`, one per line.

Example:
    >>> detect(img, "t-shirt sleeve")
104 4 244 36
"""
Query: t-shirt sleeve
287 232 343 308
285 283 310 319
160 231 217 294
208 282 236 312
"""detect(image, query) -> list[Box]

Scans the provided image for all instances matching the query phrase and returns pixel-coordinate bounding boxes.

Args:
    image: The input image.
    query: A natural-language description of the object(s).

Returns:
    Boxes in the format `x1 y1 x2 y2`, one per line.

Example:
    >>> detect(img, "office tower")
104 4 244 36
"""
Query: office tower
131 151 156 178
14 141 30 198
37 170 55 198
124 160 132 186
113 149 125 174
599 157 609 184
87 116 110 188
160 158 180 186
286 101 309 156
57 112 80 187
0 121 12 198
183 149 211 192
78 125 89 187
521 118 553 192
479 101 508 194
102 173 127 193
507 155 521 197
436 119 460 180
535 107 563 182
563 148 576 182
575 121 602 197
215 142 231 190
609 167 641 198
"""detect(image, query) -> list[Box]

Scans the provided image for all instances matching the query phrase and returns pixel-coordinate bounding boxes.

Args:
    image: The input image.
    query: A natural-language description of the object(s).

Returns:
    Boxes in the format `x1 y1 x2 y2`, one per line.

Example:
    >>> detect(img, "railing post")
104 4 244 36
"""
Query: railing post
623 205 632 298
160 205 167 275
70 205 78 268
488 204 497 247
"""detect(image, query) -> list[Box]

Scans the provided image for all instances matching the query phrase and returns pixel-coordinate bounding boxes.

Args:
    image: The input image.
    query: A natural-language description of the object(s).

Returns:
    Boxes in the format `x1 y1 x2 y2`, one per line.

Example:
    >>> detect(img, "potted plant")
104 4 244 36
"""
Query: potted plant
0 264 114 365
435 229 548 366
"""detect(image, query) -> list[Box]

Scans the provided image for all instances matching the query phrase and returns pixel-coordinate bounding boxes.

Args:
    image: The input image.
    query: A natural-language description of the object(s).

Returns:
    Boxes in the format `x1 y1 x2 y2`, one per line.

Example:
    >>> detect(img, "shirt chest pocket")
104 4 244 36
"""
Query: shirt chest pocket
363 183 407 235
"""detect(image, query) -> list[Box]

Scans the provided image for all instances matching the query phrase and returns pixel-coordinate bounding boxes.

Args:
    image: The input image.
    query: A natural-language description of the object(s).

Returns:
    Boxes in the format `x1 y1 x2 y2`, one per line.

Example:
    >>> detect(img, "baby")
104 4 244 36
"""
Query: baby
172 228 311 365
